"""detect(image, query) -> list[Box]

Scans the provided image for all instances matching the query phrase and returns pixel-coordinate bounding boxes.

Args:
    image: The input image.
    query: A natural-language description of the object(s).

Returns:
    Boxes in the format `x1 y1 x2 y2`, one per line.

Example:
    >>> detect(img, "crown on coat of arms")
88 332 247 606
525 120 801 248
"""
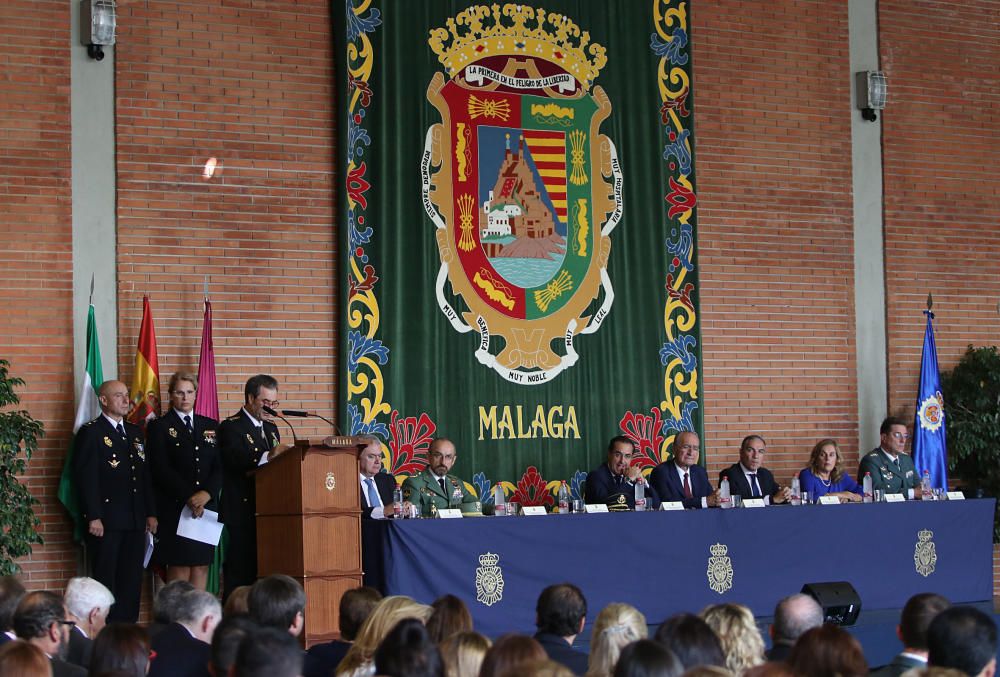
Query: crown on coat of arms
428 4 608 87
917 529 933 542
710 543 728 557
479 552 500 567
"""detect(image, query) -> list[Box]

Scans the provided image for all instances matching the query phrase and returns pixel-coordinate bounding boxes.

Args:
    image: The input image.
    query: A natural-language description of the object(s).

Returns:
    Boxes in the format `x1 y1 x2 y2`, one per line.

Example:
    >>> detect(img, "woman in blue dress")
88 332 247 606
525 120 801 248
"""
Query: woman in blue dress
798 439 862 503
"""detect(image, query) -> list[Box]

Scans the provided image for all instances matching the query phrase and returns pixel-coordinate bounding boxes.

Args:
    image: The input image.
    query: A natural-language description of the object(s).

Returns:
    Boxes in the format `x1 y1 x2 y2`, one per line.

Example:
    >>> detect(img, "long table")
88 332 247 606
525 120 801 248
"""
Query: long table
361 499 994 637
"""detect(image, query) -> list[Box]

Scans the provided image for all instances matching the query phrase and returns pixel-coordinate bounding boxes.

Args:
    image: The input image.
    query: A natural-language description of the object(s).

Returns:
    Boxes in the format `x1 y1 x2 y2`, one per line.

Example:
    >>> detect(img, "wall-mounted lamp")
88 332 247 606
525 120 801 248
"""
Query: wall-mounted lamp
855 71 887 122
81 0 116 61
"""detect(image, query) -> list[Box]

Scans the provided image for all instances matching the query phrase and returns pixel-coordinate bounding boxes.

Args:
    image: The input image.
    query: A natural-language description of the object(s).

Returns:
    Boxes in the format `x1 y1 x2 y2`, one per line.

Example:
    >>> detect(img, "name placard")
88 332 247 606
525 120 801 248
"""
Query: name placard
437 509 463 519
521 506 548 516
660 501 685 511
819 495 840 505
742 498 766 508
885 493 905 503
585 503 609 513
947 491 965 500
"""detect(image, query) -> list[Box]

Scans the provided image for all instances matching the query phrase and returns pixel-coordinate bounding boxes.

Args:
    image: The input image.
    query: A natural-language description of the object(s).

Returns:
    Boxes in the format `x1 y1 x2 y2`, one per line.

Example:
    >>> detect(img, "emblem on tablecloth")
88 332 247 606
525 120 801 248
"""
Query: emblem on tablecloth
325 472 336 492
476 552 504 606
914 529 937 577
707 543 733 594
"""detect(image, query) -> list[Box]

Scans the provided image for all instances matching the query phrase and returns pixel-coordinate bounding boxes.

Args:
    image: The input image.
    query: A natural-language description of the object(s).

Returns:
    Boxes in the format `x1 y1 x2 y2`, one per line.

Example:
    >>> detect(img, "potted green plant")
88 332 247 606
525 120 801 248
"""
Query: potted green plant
0 359 44 574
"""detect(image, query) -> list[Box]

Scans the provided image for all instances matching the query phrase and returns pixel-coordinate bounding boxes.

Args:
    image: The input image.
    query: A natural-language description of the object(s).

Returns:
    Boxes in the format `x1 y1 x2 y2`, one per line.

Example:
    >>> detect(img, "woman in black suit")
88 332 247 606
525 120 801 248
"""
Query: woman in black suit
146 372 222 589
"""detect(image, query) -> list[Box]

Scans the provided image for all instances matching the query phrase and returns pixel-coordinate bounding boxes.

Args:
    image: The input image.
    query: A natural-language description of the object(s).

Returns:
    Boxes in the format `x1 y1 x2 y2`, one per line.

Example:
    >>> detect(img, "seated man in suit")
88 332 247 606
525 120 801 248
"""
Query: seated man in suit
718 435 790 504
585 436 659 511
871 592 950 677
149 588 221 677
63 576 113 670
248 574 306 638
649 431 720 509
12 591 86 677
533 583 589 674
402 438 481 516
928 606 998 677
304 587 382 677
858 416 922 498
358 435 406 519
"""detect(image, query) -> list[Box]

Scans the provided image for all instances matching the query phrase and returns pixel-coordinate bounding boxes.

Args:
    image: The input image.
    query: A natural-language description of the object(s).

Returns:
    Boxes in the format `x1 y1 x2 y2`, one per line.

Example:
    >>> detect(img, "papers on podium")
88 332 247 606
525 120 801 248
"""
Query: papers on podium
176 505 224 546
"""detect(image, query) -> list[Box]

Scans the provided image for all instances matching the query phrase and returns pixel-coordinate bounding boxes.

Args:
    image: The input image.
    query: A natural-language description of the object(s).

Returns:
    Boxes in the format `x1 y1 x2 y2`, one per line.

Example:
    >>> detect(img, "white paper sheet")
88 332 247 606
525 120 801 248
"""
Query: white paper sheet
176 506 224 546
143 530 154 568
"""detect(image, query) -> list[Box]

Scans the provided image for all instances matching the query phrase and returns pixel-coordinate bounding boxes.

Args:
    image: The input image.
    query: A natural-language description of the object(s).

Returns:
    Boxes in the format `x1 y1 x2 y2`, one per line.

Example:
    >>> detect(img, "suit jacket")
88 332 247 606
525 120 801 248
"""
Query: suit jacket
649 461 713 509
869 652 925 677
719 463 779 500
218 410 279 526
66 626 93 669
858 448 918 494
401 469 480 515
73 415 156 529
148 622 212 677
147 410 222 516
304 639 351 677
534 632 589 676
361 472 397 519
584 463 660 511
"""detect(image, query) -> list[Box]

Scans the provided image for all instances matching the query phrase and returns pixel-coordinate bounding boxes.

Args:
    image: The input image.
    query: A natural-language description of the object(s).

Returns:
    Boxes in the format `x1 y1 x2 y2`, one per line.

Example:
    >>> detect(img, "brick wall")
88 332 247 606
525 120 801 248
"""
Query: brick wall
692 1 859 482
0 1 78 586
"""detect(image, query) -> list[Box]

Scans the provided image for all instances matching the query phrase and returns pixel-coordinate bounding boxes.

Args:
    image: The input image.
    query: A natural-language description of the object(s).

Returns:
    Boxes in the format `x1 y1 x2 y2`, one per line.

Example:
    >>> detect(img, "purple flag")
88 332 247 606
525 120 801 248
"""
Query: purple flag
194 299 219 422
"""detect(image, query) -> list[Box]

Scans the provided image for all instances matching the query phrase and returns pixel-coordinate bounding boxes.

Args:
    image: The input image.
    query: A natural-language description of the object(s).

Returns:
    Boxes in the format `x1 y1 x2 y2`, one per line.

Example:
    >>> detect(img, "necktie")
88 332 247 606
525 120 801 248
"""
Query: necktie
259 426 270 450
438 477 447 494
183 415 193 434
116 423 126 439
749 473 762 498
683 472 693 499
365 478 380 508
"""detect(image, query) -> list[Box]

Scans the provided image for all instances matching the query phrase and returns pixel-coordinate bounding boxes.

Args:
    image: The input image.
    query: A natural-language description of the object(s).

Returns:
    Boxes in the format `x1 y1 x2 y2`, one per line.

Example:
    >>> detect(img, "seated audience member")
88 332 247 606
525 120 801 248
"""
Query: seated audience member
742 664 796 677
0 639 53 677
479 634 547 677
13 591 86 677
234 626 303 677
700 604 764 675
304 586 382 677
681 668 733 677
653 614 726 670
222 585 251 617
718 436 789 504
586 603 648 677
148 580 195 638
904 669 972 677
149 588 221 677
585 437 660 511
1 576 27 645
439 631 491 677
787 625 867 677
90 624 151 677
336 595 432 677
766 593 823 661
502 658 576 677
871 593 950 677
927 606 998 677
63 576 113 670
373 618 443 677
613 639 683 677
247 574 305 637
533 583 589 674
798 439 862 503
426 594 473 644
209 614 256 677
649 432 720 509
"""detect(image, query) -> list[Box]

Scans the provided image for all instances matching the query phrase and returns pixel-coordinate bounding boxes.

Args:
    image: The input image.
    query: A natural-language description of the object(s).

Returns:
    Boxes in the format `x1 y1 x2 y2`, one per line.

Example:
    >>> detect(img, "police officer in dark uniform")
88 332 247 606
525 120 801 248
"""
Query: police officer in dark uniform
147 371 221 590
218 374 281 601
73 380 157 623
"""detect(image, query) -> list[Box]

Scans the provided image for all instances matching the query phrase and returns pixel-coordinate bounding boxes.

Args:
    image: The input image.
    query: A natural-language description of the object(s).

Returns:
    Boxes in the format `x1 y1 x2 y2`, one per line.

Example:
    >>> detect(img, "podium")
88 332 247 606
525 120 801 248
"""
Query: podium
255 438 364 646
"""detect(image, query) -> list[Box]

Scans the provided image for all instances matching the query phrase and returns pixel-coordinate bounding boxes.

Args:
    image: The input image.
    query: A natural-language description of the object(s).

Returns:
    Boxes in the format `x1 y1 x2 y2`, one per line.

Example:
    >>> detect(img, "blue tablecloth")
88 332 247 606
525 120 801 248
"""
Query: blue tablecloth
361 499 994 637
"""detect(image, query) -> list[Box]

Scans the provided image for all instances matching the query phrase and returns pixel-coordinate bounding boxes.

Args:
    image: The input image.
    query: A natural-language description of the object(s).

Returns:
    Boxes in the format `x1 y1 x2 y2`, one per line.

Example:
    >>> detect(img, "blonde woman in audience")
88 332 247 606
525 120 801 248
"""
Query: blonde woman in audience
699 604 765 676
501 658 576 677
439 631 491 677
335 595 433 677
586 603 648 677
478 634 547 677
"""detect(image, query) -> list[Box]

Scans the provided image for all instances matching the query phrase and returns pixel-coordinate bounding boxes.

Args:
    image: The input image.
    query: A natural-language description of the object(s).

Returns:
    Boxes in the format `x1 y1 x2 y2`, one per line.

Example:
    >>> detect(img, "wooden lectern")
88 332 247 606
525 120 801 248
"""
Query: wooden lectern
255 438 364 647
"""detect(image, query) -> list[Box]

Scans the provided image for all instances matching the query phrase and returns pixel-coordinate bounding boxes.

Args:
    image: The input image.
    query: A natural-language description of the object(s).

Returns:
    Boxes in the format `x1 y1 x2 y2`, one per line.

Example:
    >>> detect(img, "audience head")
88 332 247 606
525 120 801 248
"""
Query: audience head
223 585 251 617
339 586 382 642
0 640 52 677
653 613 725 670
439 631 491 677
90 623 151 677
900 593 951 652
0 576 27 633
173 588 222 643
374 618 444 677
209 613 256 677
681 668 734 677
64 577 114 638
927 606 998 676
13 591 72 659
588 603 648 677
233 625 303 677
742 664 797 677
787 624 867 677
426 594 473 644
248 574 305 636
613 639 683 677
153 580 195 624
479 633 547 677
770 593 823 646
501 658 576 677
339 595 433 674
536 583 587 638
700 603 764 674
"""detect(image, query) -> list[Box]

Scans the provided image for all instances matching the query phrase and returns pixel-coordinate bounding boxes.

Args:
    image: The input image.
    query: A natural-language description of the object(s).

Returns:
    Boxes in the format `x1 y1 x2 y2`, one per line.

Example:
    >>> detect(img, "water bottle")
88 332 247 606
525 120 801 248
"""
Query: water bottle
558 481 570 514
634 476 646 511
392 485 403 518
790 476 801 506
921 470 933 500
719 477 731 509
862 472 873 503
494 483 506 516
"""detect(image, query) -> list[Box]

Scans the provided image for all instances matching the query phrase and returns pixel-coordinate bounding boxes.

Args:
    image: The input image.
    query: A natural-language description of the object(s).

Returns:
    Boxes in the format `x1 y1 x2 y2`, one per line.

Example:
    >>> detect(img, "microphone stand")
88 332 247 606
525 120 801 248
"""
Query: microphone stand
262 405 298 446
280 409 343 436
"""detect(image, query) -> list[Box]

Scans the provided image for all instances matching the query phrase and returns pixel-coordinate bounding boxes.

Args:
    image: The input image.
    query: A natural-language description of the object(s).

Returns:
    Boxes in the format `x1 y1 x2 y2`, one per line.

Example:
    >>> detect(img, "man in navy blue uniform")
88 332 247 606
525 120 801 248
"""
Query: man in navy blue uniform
649 431 720 508
584 436 659 511
73 380 157 622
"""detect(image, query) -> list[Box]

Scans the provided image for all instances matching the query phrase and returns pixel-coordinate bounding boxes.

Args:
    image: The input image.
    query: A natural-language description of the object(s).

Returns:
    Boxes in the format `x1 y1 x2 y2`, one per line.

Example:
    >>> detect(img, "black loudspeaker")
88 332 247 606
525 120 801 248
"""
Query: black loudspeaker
801 581 862 626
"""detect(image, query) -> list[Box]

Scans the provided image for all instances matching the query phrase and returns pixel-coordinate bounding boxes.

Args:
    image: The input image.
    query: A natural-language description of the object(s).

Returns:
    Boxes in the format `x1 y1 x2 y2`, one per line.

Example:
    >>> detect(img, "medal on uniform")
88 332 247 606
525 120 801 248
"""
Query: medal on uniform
246 433 254 445
204 430 216 444
109 455 120 469
168 427 178 438
270 432 278 447
103 436 113 447
134 441 145 461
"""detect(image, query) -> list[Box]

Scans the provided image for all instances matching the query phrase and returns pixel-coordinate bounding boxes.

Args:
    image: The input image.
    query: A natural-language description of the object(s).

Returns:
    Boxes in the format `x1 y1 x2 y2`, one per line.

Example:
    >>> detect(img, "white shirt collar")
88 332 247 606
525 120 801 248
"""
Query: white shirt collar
674 461 692 481
103 413 125 429
242 407 263 428
174 408 194 421
880 447 899 462
739 463 758 476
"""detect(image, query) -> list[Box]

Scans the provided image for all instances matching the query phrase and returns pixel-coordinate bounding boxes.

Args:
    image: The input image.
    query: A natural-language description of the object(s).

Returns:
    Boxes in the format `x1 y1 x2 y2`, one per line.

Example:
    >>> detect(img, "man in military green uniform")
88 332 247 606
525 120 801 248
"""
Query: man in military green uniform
402 438 481 516
858 416 922 498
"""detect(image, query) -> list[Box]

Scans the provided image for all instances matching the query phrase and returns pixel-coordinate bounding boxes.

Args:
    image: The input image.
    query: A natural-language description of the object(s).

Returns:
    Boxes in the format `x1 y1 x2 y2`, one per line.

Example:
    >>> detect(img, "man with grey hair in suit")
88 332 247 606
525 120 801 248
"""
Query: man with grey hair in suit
767 593 823 661
63 576 114 669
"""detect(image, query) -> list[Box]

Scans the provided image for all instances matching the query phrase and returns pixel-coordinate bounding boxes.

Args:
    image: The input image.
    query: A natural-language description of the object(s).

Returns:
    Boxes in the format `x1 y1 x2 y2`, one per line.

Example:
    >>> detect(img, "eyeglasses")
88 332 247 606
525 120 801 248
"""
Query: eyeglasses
261 399 280 408
57 620 76 627
890 432 910 440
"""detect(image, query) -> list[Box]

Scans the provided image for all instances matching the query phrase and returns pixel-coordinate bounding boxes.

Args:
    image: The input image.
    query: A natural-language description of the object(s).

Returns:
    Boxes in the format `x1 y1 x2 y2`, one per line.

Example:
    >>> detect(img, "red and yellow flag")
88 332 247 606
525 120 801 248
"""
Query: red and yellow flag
127 296 161 431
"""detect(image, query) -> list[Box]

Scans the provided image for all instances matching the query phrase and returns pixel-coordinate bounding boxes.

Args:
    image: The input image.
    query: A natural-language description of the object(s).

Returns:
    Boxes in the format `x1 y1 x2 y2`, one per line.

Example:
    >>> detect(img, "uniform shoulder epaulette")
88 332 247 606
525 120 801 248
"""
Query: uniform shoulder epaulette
226 414 241 421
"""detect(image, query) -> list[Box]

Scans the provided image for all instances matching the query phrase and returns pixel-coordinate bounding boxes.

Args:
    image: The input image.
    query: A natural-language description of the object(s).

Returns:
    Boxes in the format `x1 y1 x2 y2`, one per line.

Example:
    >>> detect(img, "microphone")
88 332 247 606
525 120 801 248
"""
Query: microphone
262 405 298 446
278 408 342 436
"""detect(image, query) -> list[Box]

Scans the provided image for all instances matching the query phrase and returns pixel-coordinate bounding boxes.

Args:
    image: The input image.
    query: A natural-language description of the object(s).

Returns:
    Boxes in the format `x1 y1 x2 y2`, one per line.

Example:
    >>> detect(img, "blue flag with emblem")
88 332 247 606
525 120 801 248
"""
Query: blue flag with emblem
912 309 947 489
